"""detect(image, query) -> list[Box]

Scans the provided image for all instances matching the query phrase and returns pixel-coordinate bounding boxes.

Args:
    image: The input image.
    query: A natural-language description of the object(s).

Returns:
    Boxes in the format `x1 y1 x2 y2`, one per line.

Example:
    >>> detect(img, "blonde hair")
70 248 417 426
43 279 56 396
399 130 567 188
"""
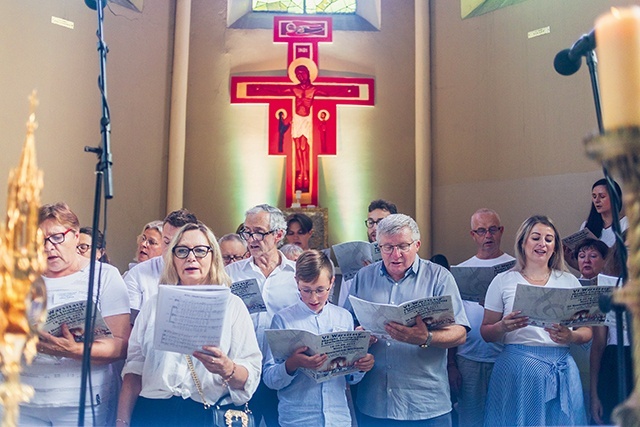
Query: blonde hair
159 222 231 286
513 215 567 272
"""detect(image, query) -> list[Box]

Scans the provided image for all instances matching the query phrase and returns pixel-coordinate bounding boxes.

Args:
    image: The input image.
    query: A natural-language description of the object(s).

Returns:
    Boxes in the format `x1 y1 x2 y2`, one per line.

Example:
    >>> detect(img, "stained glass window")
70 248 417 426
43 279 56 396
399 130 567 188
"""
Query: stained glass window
252 0 356 14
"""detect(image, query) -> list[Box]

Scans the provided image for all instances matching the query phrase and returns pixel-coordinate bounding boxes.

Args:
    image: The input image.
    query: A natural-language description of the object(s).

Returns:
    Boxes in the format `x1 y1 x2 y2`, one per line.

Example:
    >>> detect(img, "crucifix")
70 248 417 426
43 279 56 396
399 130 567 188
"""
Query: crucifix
231 16 375 207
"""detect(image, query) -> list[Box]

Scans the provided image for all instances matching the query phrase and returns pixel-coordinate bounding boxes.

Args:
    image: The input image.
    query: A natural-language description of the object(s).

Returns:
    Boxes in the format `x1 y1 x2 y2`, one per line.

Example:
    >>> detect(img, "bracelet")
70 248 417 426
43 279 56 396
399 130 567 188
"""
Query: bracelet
223 363 237 385
116 419 129 426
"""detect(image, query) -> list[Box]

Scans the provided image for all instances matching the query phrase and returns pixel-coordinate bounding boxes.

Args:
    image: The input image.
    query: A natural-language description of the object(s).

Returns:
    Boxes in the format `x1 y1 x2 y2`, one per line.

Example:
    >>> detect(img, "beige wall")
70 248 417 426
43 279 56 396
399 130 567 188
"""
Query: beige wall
430 0 636 265
1 1 174 270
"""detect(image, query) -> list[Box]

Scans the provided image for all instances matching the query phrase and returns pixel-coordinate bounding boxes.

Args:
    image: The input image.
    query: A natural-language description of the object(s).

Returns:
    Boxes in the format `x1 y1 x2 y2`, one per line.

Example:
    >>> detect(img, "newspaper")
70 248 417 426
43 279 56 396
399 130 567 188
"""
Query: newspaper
265 329 370 383
512 283 615 327
230 278 266 314
43 300 112 342
154 285 230 354
332 241 381 280
450 260 516 302
562 228 598 252
348 295 455 336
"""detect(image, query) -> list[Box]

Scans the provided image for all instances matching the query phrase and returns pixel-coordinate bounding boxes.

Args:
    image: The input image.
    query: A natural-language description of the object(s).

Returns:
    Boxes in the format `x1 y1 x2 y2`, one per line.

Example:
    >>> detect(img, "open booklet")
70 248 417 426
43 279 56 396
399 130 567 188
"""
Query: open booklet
332 241 382 281
230 278 266 314
154 285 230 354
561 228 598 252
265 329 371 383
43 300 112 342
450 260 516 302
348 295 455 336
596 273 627 330
512 283 615 328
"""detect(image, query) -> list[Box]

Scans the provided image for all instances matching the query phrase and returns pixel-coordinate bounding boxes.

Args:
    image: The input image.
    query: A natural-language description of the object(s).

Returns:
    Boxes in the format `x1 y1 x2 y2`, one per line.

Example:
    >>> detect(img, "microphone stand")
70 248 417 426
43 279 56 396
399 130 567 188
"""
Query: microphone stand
79 0 114 424
584 47 631 409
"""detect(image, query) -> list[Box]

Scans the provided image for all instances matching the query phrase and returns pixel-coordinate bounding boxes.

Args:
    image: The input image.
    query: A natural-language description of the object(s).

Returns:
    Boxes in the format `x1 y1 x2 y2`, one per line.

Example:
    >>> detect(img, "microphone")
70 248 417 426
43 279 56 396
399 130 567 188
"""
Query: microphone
84 0 107 10
554 29 596 76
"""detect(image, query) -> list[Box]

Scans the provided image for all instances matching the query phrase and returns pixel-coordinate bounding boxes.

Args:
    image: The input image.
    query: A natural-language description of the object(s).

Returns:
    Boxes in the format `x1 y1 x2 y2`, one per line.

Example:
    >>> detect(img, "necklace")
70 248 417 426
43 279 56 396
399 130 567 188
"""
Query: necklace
522 270 550 283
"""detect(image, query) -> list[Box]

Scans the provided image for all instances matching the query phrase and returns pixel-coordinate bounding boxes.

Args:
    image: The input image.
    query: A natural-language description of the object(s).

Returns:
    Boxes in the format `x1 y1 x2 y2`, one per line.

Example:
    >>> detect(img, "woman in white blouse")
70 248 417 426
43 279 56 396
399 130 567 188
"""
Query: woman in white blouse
116 222 261 426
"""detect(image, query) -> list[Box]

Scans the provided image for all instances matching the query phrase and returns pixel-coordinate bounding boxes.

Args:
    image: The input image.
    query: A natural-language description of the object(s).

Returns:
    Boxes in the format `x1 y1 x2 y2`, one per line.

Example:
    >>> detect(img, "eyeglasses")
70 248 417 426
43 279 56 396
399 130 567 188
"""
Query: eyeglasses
138 234 160 247
365 218 384 229
222 252 248 263
240 230 276 241
379 241 415 254
77 243 91 254
299 288 330 296
172 245 212 259
472 226 503 236
44 228 74 246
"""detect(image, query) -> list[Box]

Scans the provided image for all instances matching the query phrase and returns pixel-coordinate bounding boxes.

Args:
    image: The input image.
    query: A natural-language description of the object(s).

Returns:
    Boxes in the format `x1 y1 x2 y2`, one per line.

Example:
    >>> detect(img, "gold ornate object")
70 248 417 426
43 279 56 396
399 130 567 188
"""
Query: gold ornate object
585 126 640 426
0 91 47 427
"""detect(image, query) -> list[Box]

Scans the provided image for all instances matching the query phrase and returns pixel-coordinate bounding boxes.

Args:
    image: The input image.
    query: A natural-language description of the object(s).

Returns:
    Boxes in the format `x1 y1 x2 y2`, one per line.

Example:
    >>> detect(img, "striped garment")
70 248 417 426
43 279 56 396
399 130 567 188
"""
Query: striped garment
484 344 587 426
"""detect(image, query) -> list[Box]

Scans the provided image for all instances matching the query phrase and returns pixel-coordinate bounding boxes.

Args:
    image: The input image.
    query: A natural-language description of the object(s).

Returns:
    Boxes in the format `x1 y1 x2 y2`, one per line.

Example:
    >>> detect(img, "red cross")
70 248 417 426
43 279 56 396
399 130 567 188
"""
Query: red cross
231 17 375 207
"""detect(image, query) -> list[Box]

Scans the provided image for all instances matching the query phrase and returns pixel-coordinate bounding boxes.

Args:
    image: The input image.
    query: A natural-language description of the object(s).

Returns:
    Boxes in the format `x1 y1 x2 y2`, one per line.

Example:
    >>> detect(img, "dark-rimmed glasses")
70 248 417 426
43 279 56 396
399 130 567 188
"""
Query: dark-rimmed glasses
365 218 384 229
172 245 212 259
44 228 74 246
240 230 276 241
472 226 503 236
222 252 249 263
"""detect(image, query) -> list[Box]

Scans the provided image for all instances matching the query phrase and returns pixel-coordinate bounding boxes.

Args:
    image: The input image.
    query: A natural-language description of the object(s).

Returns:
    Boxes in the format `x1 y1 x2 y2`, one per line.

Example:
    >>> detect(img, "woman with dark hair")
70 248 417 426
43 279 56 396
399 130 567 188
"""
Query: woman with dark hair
285 213 314 250
116 222 261 427
481 215 591 426
78 226 111 264
583 179 626 246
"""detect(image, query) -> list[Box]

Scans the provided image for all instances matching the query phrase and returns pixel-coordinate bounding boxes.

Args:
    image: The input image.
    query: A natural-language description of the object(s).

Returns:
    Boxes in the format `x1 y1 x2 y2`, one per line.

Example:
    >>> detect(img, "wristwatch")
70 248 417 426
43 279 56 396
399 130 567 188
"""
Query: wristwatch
419 331 433 348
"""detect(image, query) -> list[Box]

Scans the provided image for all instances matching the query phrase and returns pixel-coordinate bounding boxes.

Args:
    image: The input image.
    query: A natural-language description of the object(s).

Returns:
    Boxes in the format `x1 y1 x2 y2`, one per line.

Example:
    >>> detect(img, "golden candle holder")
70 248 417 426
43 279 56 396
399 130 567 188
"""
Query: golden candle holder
585 127 640 426
0 91 47 427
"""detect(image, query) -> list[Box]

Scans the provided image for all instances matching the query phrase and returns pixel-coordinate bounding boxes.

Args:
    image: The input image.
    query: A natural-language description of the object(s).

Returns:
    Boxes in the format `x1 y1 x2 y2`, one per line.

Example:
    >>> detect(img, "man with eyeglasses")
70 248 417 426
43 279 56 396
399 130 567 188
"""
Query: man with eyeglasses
124 209 198 323
448 208 514 427
346 214 469 427
365 199 397 243
225 204 297 427
218 233 250 266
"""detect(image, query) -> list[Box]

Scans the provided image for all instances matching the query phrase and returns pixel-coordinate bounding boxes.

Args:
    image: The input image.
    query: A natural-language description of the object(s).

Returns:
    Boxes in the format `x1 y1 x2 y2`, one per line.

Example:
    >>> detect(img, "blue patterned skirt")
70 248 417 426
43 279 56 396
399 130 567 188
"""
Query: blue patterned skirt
484 344 587 426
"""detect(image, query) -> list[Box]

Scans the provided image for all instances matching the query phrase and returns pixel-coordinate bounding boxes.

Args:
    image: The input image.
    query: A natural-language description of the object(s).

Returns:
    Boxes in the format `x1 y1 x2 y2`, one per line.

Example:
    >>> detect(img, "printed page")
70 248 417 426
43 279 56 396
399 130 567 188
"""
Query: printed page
562 228 598 252
332 241 374 280
265 329 371 383
451 260 515 302
43 300 112 342
231 278 266 314
154 285 230 354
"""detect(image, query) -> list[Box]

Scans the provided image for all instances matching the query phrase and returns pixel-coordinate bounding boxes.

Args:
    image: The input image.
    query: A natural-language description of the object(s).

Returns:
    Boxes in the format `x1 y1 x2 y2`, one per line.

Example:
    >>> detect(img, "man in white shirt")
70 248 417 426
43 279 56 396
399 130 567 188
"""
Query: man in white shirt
449 208 514 427
124 209 198 323
225 204 297 427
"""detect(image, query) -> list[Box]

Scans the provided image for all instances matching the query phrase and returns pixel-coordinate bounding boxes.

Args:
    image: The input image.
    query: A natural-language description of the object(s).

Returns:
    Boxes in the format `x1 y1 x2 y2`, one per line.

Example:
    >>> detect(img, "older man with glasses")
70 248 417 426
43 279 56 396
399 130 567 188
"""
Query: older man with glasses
225 204 297 427
345 214 469 427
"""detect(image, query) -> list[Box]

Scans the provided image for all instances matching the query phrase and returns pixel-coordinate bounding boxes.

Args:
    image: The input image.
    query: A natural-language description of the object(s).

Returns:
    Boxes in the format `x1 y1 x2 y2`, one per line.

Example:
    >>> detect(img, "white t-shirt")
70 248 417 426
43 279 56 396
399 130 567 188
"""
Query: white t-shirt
580 216 628 247
124 256 164 311
484 270 581 347
454 253 515 362
22 263 130 407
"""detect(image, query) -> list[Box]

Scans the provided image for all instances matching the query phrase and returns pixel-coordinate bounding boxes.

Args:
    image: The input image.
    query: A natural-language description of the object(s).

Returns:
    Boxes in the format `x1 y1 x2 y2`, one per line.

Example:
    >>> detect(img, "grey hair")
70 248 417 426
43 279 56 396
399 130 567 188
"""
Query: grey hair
245 204 287 232
142 220 163 235
376 214 420 242
218 233 247 249
470 208 501 229
281 243 304 260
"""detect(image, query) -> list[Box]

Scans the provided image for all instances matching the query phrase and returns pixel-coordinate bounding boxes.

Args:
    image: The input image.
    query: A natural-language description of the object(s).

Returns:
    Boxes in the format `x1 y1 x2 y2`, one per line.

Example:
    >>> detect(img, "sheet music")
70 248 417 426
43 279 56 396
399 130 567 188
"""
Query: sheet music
154 285 230 354
451 260 515 302
265 329 370 383
332 241 376 280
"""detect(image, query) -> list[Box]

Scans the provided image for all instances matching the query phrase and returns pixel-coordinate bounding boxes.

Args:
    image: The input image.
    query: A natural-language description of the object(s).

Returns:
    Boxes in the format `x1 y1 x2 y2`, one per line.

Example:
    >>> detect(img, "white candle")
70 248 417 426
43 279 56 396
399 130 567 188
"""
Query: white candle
596 6 640 129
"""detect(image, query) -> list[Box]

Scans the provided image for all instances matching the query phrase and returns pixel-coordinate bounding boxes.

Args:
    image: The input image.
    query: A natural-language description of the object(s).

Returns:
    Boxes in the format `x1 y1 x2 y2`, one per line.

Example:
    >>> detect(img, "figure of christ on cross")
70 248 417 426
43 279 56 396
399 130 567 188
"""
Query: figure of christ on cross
246 58 360 193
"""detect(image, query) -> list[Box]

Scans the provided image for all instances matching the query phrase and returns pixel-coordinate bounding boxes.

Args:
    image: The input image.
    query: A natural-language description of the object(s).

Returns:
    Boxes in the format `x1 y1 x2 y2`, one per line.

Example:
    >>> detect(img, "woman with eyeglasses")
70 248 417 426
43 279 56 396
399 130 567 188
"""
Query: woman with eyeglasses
77 226 111 264
117 222 261 427
481 215 591 426
20 202 131 426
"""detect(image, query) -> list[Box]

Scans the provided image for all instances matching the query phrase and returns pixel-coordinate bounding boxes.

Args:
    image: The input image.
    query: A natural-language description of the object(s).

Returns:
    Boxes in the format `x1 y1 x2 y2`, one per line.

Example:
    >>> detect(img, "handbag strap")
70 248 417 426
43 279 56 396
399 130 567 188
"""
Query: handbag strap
185 354 213 409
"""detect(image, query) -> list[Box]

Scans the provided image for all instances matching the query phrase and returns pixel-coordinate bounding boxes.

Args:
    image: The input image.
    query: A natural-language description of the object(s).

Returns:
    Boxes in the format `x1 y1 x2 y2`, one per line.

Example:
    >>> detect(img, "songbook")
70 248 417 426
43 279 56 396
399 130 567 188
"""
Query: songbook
450 260 516 302
512 283 614 328
265 329 370 383
154 285 230 354
43 300 112 342
332 241 382 281
562 228 598 252
230 278 266 314
348 295 455 336
578 277 598 287
596 273 627 329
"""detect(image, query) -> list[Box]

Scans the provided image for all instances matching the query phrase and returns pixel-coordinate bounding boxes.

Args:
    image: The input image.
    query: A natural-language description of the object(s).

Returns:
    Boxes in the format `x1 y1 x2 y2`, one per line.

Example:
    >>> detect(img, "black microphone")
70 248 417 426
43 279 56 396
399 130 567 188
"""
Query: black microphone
84 0 107 10
554 29 596 76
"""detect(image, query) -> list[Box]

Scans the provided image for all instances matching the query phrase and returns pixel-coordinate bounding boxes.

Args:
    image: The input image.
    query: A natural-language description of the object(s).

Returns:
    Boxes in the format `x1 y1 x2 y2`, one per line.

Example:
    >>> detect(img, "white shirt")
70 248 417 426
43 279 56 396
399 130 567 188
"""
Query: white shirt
225 253 298 359
124 256 164 311
454 253 515 362
22 263 130 406
580 216 629 247
484 270 581 347
122 290 261 406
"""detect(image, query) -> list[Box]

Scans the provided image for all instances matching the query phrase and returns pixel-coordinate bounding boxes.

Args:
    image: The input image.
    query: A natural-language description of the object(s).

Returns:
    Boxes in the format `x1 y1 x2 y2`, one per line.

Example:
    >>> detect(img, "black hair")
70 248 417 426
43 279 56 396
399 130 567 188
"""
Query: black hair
367 199 398 214
286 213 313 233
584 179 622 238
